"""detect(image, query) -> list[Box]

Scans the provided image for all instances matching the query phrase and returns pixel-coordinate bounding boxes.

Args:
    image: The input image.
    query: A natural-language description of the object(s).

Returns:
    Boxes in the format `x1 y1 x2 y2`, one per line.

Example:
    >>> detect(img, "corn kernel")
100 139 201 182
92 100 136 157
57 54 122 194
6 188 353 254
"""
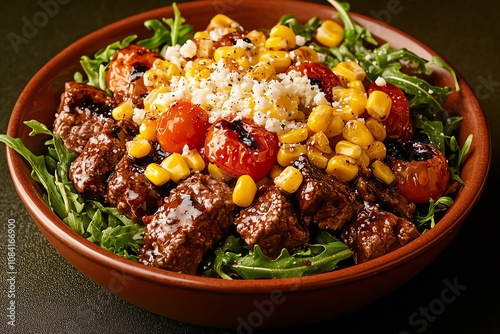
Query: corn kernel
326 155 359 182
278 127 309 144
371 160 396 185
208 14 240 30
182 149 206 172
266 25 296 50
332 87 367 118
259 51 291 73
358 151 370 171
139 117 158 141
365 117 387 141
144 163 171 186
246 30 267 47
112 100 134 121
365 141 387 161
214 46 251 71
343 119 374 150
308 105 334 133
143 87 171 114
308 131 333 154
332 61 366 84
335 140 362 159
207 163 232 182
315 20 344 47
232 175 258 207
290 46 319 63
269 165 284 180
347 79 366 93
277 144 307 167
185 58 213 81
160 153 191 183
366 90 392 121
143 59 181 89
274 166 303 193
194 31 211 39
126 138 151 158
247 61 276 81
325 115 345 138
307 147 329 169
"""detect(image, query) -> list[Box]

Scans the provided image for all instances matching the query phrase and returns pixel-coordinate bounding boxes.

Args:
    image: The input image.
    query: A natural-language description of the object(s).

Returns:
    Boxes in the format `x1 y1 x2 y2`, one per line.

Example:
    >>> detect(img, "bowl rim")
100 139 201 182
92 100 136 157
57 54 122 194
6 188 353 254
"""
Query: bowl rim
5 0 491 294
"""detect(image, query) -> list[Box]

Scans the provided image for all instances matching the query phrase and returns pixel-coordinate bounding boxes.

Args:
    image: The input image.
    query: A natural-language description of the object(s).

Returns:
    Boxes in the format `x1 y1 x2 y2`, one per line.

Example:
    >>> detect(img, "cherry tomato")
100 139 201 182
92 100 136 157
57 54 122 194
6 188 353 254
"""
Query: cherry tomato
367 82 414 141
106 44 163 105
388 141 450 203
286 61 341 102
156 100 210 154
204 119 279 181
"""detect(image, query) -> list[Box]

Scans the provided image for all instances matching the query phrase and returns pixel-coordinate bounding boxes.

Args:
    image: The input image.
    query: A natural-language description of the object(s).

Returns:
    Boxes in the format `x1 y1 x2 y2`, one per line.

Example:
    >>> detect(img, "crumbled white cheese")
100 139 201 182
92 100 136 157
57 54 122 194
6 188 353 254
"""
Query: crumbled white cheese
180 39 197 58
375 76 387 86
295 35 306 47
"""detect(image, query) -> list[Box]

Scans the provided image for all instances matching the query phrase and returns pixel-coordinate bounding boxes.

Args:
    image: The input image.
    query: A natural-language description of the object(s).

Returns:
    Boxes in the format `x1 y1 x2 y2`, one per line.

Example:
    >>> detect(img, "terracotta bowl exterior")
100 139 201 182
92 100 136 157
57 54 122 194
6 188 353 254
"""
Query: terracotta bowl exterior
5 0 490 329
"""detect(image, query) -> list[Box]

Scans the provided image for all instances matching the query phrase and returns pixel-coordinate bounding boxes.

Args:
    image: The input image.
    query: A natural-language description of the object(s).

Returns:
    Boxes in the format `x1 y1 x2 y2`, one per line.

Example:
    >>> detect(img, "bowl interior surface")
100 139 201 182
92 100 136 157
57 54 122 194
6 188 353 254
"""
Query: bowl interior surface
5 0 490 328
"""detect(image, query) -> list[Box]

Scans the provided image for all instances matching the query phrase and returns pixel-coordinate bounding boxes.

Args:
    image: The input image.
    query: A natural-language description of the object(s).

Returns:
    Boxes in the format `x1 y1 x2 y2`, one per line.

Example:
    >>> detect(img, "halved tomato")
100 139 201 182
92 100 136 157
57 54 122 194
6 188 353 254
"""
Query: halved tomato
388 141 450 203
156 100 210 154
204 119 279 181
367 81 414 141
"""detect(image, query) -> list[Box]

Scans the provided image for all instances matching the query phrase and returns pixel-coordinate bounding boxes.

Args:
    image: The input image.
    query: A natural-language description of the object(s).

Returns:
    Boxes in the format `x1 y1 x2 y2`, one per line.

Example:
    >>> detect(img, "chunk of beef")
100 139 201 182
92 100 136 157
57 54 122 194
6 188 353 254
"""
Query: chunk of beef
340 201 420 264
107 155 162 221
355 177 416 220
139 173 235 274
69 120 135 201
293 155 362 230
53 82 114 154
235 185 309 259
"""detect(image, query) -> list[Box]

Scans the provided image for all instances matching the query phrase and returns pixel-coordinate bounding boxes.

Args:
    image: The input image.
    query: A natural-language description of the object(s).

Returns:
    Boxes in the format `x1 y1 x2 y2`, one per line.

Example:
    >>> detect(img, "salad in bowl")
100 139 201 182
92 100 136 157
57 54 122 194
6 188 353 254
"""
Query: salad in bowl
1 0 472 281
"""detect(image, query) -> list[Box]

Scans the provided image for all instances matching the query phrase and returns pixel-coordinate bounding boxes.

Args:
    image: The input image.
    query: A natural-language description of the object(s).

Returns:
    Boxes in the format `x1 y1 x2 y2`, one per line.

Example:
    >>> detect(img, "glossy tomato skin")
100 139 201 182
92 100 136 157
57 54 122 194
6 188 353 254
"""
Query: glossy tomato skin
286 61 341 102
156 100 210 154
106 44 162 106
204 119 279 181
367 82 414 141
388 141 450 203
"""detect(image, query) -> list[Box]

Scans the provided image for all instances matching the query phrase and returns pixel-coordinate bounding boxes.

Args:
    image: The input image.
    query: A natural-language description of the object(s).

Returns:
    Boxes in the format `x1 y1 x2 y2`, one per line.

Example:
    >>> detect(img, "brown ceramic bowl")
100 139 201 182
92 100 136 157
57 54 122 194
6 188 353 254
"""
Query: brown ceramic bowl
5 0 490 329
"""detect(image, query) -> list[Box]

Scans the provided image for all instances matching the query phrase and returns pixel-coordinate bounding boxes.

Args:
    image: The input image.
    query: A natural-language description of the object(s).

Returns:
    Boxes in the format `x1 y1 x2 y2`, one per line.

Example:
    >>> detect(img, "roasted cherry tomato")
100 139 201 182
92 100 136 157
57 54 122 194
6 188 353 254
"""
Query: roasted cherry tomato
286 61 341 102
156 100 210 154
204 119 279 181
106 44 163 105
367 82 414 141
387 141 450 203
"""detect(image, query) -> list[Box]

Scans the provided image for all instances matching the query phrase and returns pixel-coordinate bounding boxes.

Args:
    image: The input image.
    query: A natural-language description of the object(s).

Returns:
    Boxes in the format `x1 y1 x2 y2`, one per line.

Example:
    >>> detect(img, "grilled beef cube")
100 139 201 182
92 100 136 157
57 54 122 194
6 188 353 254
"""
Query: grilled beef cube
235 185 309 259
69 120 135 201
107 155 161 221
340 201 420 264
139 173 235 274
53 82 114 154
355 177 416 221
293 155 362 230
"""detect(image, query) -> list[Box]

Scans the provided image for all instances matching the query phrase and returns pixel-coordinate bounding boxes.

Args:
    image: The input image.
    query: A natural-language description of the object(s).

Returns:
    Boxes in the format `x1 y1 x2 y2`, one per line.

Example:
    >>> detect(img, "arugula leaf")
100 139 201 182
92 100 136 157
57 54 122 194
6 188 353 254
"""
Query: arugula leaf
137 19 171 51
415 196 454 231
212 232 352 279
162 3 194 47
0 120 144 261
75 35 137 93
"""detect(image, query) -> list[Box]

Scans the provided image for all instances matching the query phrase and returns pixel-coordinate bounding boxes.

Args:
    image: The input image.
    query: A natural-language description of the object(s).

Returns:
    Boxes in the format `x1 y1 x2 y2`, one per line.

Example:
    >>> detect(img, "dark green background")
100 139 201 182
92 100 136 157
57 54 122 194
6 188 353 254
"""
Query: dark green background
1 1 499 333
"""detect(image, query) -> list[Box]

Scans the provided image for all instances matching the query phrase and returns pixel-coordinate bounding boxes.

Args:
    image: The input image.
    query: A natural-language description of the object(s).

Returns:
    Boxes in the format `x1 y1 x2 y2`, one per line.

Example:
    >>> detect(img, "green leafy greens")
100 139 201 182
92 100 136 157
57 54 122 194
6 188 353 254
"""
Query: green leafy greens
74 3 193 93
0 121 144 261
206 231 352 279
